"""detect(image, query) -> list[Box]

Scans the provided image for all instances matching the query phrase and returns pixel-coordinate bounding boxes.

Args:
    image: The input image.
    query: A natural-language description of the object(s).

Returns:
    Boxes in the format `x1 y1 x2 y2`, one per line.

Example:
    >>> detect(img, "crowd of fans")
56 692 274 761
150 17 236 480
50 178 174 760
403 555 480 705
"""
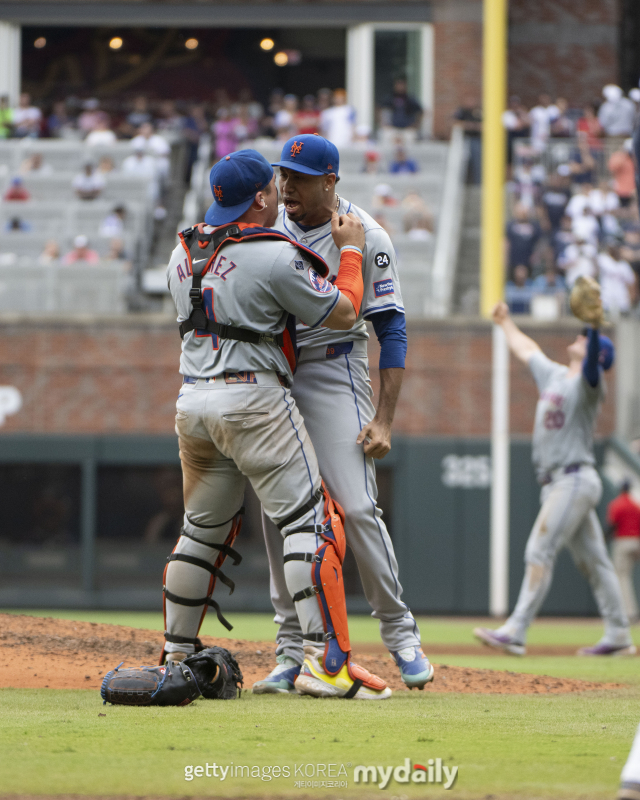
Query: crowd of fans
502 83 640 319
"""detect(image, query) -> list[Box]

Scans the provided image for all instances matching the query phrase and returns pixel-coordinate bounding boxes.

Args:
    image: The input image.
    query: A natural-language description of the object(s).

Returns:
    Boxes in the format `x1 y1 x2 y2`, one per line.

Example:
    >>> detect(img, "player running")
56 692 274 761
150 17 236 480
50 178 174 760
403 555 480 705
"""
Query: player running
252 134 433 694
162 148 391 699
474 302 635 657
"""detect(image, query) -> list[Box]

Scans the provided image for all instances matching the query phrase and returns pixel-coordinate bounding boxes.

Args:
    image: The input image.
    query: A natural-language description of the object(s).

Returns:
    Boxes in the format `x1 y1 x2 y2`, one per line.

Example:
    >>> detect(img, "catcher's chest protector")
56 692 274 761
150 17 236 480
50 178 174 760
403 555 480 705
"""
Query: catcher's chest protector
178 222 330 374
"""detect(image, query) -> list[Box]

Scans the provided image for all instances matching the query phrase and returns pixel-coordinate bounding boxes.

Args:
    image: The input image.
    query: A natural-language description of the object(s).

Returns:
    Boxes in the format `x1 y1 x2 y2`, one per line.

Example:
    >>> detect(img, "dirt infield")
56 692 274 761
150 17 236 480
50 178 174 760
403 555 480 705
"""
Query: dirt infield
0 614 624 695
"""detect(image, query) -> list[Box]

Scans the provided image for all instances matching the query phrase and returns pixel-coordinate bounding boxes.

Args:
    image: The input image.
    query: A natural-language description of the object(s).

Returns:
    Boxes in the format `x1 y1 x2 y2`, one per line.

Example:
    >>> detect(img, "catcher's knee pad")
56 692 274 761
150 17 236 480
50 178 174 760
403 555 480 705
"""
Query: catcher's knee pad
284 483 357 678
162 508 243 663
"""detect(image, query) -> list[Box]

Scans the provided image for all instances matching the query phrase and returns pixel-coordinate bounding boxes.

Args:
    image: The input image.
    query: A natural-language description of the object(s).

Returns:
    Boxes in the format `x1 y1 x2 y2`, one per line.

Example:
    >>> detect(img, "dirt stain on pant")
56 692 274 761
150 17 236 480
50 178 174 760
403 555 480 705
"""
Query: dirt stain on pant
527 563 546 592
178 433 219 506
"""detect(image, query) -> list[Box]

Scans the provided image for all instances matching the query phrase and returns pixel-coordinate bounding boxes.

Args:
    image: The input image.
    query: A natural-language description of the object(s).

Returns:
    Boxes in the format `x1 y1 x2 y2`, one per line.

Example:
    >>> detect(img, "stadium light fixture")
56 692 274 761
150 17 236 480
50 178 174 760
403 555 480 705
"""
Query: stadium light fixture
34 37 46 49
274 51 288 66
109 37 123 50
260 38 275 51
185 38 199 50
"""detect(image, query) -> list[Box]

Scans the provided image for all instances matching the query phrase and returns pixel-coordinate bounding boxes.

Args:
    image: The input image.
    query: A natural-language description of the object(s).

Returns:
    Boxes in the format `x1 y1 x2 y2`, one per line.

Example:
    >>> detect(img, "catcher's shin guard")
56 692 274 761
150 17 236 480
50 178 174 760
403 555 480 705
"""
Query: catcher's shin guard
285 484 383 691
161 509 243 664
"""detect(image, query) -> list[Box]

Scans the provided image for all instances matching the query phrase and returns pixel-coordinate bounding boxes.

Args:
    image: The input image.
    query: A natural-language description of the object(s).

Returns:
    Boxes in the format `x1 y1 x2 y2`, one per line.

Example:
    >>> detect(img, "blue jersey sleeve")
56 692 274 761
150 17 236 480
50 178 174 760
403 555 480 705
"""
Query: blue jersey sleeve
370 309 407 370
582 328 600 388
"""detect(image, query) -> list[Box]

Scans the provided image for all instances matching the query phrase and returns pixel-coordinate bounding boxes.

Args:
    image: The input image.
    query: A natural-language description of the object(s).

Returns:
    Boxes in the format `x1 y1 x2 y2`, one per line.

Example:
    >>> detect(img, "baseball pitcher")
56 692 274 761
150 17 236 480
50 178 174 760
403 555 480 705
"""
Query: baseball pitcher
162 148 391 699
253 134 433 694
474 302 635 656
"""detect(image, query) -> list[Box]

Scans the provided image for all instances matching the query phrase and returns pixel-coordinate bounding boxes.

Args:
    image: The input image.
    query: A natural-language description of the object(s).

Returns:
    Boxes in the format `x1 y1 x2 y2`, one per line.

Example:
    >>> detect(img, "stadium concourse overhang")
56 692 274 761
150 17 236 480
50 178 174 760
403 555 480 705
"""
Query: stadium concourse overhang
0 1 434 134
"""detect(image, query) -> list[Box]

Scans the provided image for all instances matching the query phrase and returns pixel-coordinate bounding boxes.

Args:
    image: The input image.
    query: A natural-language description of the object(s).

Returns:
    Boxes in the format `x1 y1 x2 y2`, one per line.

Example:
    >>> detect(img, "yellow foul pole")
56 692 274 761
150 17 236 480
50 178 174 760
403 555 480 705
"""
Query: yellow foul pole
481 0 507 316
483 0 510 617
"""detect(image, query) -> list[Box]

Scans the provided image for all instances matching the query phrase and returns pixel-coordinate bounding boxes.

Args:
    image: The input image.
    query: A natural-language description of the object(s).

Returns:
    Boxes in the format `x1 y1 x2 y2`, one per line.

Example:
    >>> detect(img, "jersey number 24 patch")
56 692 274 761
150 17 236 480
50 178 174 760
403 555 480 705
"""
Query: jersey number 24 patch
375 252 391 269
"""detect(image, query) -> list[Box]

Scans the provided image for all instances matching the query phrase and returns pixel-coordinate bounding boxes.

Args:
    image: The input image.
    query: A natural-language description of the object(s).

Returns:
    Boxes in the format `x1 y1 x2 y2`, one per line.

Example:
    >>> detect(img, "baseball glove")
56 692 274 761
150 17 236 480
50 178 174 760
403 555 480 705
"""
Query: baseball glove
101 647 243 706
569 276 604 328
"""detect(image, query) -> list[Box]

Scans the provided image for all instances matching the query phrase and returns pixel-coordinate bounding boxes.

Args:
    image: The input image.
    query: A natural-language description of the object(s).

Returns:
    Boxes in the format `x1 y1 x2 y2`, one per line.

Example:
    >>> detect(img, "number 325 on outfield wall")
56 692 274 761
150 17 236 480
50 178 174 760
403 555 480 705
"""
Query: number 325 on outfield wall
441 455 491 489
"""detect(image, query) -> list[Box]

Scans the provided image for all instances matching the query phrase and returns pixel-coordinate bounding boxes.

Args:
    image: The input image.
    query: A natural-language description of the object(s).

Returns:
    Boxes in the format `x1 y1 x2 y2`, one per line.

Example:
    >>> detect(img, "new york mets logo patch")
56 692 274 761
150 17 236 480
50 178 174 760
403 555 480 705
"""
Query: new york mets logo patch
374 279 394 297
290 141 304 157
213 185 223 200
309 268 333 293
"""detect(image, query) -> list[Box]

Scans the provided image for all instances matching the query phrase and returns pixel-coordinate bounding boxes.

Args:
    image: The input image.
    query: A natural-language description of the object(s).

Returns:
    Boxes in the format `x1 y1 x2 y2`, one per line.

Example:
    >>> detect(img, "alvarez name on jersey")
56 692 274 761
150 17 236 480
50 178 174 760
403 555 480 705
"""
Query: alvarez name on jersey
275 197 404 350
166 232 339 382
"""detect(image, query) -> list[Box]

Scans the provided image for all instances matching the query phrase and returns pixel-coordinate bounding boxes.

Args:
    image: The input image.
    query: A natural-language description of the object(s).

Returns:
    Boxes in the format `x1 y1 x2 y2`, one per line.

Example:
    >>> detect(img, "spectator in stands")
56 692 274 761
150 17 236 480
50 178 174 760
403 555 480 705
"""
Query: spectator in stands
568 136 596 185
232 105 259 148
97 156 115 174
19 152 52 175
294 94 320 135
505 202 541 276
78 99 106 135
72 162 105 201
389 145 418 174
598 85 635 137
540 172 571 234
62 235 99 265
3 216 32 232
182 103 208 181
122 143 157 178
572 203 600 246
320 89 355 148
589 179 621 239
608 139 636 208
12 93 41 138
104 238 128 261
0 95 12 139
607 480 640 624
529 93 559 152
156 100 184 135
551 214 575 265
380 77 423 144
576 103 604 155
86 118 117 146
123 95 152 137
3 177 30 201
559 237 597 287
502 95 530 169
131 123 171 178
531 265 567 296
512 152 545 210
372 183 398 210
211 107 237 160
505 264 533 314
621 227 640 277
401 190 433 239
597 239 636 315
550 97 574 137
47 101 74 139
37 240 60 266
453 95 482 184
100 206 127 238
274 94 298 140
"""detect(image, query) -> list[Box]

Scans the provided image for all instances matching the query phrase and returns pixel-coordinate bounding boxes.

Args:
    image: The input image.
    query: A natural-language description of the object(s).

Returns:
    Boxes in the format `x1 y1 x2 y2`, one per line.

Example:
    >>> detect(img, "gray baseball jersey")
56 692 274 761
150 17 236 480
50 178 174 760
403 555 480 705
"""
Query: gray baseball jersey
276 197 404 352
529 351 604 481
166 233 339 381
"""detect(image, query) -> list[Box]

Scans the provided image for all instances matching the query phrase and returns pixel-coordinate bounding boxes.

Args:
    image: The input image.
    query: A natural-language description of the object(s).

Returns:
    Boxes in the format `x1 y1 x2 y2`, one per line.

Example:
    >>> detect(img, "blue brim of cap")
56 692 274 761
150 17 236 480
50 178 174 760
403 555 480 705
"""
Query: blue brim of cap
271 160 326 176
204 196 254 226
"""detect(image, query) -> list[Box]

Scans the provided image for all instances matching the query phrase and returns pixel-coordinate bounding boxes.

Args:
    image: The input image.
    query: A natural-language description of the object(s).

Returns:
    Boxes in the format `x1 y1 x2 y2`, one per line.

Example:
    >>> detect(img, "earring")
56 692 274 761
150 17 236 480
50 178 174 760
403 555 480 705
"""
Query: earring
325 187 329 192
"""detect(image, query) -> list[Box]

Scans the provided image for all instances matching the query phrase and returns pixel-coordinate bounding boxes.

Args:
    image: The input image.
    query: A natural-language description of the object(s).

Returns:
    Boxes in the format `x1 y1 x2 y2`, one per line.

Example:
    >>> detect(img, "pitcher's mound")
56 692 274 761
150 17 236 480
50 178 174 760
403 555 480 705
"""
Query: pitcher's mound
0 614 624 695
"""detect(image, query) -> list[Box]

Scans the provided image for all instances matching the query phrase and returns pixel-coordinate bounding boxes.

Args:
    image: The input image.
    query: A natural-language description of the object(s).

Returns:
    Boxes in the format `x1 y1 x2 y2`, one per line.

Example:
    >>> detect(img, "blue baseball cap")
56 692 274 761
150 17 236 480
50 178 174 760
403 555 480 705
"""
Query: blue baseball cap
583 328 615 370
271 134 339 177
204 149 273 226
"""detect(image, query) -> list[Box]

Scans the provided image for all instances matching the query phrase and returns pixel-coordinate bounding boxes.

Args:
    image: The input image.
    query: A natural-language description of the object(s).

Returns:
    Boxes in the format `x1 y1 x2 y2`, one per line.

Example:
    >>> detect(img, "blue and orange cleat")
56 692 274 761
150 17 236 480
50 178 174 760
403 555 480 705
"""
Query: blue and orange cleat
251 655 301 694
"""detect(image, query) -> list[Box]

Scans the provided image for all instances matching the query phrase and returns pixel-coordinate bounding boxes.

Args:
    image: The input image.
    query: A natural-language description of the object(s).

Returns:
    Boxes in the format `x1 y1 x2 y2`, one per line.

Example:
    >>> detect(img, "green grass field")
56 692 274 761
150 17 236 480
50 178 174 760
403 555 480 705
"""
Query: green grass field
1 610 638 798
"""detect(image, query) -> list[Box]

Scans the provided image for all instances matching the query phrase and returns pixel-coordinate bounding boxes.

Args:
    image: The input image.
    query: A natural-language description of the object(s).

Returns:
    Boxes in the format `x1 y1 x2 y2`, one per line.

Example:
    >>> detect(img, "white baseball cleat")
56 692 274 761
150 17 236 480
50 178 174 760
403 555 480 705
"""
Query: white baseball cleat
473 627 526 656
295 646 392 700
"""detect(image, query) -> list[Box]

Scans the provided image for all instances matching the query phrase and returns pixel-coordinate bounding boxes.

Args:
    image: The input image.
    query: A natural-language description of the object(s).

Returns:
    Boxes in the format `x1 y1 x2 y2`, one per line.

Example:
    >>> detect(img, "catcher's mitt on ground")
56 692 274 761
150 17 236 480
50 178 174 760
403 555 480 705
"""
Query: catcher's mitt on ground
569 275 604 328
101 646 243 706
